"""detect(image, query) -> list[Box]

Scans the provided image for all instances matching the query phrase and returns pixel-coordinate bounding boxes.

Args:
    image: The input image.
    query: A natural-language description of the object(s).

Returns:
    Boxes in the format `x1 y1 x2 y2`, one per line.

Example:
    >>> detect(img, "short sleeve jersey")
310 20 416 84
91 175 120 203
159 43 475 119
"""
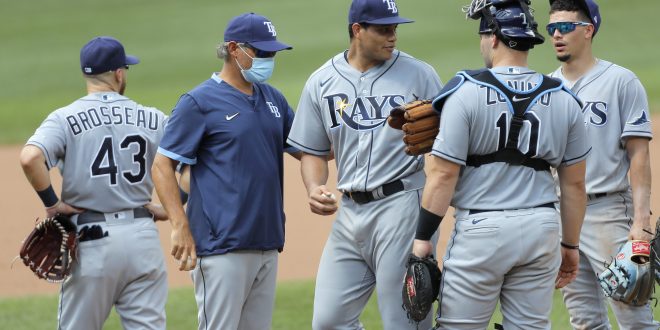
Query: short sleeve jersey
26 92 167 212
287 50 443 192
432 67 590 210
158 74 295 256
550 59 652 194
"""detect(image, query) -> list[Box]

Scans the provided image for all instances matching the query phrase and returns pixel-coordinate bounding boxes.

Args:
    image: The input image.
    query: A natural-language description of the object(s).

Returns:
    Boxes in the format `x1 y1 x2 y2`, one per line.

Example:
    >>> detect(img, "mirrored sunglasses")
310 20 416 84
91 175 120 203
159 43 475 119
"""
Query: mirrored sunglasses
546 21 591 36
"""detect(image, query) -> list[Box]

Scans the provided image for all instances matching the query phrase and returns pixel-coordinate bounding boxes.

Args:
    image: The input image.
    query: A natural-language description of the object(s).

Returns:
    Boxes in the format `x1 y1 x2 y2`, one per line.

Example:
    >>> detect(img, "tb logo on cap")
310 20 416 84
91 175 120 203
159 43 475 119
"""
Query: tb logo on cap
263 21 277 36
383 0 398 14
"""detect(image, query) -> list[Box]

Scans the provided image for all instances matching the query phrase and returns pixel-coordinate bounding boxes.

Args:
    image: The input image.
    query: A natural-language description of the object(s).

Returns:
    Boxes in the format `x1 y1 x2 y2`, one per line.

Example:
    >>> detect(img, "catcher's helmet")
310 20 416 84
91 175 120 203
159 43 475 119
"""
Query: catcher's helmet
464 0 545 51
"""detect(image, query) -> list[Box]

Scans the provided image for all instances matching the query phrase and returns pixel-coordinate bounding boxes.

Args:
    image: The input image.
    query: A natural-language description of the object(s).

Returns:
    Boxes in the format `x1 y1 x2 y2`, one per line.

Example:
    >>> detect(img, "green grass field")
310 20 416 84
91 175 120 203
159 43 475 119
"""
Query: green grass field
2 0 659 329
1 281 659 329
0 0 658 144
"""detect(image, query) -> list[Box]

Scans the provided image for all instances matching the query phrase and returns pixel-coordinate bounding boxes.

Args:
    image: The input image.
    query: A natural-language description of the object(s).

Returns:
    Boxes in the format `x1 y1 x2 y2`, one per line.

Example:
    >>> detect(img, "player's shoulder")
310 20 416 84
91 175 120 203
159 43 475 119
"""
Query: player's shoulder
305 52 344 84
391 50 436 73
256 82 289 103
598 59 640 82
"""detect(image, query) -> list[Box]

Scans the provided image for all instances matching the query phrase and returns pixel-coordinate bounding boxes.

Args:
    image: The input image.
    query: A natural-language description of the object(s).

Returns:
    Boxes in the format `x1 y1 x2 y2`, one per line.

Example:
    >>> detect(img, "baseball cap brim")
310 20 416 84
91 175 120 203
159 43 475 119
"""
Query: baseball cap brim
362 16 414 25
249 40 293 52
125 54 140 66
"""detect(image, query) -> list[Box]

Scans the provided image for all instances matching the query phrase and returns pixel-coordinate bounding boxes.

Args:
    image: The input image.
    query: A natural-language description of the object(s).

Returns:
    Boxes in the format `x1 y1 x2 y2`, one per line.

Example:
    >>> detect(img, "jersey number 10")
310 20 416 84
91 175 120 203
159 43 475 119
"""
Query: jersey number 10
91 135 147 185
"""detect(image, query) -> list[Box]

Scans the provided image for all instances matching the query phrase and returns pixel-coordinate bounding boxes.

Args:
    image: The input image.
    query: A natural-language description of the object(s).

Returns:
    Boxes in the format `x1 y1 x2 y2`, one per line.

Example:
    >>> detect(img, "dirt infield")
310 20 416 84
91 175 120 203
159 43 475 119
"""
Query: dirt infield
2 116 660 297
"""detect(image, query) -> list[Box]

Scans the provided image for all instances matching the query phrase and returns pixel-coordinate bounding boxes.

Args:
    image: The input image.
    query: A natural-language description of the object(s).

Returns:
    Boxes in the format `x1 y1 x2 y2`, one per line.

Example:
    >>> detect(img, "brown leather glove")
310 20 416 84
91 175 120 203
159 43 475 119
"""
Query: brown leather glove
19 214 78 282
388 100 439 155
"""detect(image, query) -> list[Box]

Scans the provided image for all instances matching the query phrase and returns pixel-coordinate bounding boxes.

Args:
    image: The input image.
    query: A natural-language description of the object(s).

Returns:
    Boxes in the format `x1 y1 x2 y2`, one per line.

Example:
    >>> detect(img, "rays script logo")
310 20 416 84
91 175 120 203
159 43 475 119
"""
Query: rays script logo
323 93 404 130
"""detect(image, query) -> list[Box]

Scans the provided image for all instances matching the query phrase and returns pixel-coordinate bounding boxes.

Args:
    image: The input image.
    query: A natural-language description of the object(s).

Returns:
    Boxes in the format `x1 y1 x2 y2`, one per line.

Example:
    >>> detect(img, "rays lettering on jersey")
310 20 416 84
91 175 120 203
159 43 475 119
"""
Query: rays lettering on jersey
323 93 405 130
480 83 551 106
581 101 608 126
66 107 160 136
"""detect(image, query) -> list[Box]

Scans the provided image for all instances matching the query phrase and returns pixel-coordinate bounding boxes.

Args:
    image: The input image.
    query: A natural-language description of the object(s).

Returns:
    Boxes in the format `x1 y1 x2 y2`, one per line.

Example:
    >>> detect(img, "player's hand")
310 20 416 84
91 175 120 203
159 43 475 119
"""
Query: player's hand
144 202 169 221
170 217 197 271
45 201 84 218
412 239 434 258
309 185 338 216
555 247 579 289
628 216 653 242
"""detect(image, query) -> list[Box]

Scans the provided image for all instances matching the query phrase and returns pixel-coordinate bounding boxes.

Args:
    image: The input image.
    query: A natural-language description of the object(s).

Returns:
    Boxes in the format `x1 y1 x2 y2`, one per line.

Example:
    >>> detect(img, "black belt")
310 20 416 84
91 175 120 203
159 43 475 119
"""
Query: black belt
587 192 611 201
77 207 153 225
468 202 556 215
345 180 405 205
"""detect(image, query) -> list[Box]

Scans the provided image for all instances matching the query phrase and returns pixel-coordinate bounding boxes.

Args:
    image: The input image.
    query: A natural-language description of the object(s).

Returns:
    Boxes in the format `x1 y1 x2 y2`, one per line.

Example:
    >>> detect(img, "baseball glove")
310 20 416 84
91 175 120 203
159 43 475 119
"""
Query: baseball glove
402 253 442 322
19 215 78 282
651 218 660 286
388 100 439 156
598 240 654 306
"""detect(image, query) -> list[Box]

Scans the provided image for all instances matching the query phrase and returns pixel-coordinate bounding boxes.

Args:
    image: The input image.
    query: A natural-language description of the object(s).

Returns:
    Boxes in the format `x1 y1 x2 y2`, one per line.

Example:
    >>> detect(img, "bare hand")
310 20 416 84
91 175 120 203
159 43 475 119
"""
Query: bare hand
629 217 653 241
555 247 579 289
309 185 338 216
412 239 434 258
45 201 84 218
144 202 169 221
170 218 197 271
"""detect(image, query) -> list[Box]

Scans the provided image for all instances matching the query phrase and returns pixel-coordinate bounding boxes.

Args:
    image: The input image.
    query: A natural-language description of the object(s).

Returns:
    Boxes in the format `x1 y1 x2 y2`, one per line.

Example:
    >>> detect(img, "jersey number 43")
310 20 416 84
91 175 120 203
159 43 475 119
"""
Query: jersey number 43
91 135 147 185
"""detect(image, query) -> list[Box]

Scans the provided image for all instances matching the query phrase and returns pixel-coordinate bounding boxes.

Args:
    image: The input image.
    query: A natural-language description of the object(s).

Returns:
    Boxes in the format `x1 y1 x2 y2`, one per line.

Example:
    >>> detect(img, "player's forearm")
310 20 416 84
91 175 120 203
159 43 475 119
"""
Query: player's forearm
19 145 52 191
627 139 651 224
557 161 587 245
152 154 188 227
421 156 460 217
301 153 330 194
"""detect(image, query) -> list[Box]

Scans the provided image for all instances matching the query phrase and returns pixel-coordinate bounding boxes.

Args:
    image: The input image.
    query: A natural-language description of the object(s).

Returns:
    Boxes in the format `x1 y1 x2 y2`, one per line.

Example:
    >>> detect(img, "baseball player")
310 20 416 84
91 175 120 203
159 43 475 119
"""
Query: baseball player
151 13 299 330
547 0 658 328
411 0 590 328
286 0 443 328
19 36 168 330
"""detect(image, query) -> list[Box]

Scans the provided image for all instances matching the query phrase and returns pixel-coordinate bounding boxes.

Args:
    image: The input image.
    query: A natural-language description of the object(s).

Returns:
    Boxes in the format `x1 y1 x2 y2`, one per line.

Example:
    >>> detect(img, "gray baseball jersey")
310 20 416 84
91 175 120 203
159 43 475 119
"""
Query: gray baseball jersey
552 60 657 329
287 49 442 329
550 59 653 194
287 50 443 192
27 92 167 212
433 67 590 210
26 92 168 330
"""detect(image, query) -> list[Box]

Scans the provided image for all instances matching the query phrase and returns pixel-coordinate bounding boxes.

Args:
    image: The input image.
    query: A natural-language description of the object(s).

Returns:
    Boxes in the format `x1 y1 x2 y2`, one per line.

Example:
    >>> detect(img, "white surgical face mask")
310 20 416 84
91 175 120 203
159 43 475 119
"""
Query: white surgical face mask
235 45 275 83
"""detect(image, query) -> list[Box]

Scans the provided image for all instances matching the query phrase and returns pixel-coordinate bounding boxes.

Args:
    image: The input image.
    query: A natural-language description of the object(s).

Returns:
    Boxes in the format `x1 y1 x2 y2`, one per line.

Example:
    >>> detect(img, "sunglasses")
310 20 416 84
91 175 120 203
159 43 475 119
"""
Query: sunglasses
545 21 591 36
244 43 276 58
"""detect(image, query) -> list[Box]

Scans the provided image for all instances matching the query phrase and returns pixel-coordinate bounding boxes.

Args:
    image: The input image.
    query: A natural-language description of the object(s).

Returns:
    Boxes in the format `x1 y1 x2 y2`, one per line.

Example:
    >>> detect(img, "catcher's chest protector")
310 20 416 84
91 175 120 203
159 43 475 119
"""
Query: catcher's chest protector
432 69 576 171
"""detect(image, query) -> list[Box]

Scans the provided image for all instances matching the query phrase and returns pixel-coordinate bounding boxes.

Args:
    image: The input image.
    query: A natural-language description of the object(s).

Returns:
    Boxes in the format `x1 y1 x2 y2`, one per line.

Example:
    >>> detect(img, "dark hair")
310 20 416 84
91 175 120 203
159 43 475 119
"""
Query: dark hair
348 23 371 39
549 0 591 22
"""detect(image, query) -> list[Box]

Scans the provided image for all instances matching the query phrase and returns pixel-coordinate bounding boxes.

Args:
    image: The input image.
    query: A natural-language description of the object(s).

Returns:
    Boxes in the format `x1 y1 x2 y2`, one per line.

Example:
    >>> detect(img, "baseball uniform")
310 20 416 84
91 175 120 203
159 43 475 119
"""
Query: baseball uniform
158 73 296 330
26 91 168 330
287 49 443 329
431 67 590 329
551 59 658 329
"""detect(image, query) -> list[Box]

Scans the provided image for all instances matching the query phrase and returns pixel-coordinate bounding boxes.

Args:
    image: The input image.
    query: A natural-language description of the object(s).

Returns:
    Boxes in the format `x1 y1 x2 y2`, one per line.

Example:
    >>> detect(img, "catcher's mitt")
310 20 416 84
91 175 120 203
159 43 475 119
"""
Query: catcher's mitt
402 254 442 322
651 218 660 286
388 100 439 156
19 215 78 282
598 240 654 306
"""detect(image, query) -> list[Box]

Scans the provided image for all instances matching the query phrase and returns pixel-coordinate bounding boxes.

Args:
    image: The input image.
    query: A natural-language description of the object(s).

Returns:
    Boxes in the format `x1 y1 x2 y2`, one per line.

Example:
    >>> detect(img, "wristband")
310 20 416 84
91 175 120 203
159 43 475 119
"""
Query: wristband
415 207 443 240
37 185 59 208
560 241 579 250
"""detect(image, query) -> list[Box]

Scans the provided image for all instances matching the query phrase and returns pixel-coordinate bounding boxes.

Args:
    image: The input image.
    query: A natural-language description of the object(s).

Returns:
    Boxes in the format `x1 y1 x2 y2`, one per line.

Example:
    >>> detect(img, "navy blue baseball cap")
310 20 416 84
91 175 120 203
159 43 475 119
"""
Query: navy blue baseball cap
550 0 601 36
348 0 413 25
80 36 139 75
223 13 292 52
